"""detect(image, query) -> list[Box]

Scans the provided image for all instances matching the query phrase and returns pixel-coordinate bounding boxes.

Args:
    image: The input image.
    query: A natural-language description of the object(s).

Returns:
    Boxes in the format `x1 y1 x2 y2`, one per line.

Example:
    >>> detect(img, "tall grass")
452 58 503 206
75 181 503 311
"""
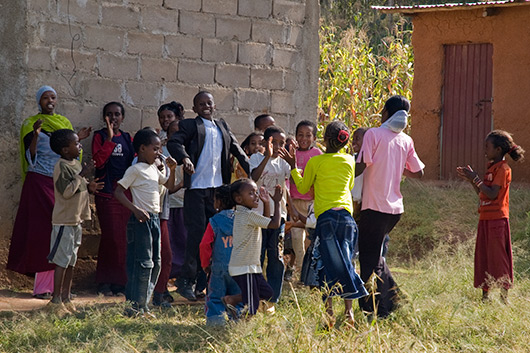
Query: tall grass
1 181 529 352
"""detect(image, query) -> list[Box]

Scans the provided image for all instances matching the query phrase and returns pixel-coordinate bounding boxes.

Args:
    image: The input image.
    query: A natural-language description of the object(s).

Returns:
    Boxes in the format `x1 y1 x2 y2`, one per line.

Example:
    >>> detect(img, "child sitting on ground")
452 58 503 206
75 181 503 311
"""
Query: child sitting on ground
115 128 177 317
222 179 282 317
47 129 103 314
199 185 241 325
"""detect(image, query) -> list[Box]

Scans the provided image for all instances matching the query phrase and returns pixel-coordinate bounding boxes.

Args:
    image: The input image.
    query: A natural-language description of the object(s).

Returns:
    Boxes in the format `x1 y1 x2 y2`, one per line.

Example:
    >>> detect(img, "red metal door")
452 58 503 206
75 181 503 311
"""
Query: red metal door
441 43 493 179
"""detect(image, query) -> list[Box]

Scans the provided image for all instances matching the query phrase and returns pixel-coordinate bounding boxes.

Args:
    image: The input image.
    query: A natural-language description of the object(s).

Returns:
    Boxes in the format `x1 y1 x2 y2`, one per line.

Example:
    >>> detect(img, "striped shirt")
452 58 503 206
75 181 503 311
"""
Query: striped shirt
229 205 271 276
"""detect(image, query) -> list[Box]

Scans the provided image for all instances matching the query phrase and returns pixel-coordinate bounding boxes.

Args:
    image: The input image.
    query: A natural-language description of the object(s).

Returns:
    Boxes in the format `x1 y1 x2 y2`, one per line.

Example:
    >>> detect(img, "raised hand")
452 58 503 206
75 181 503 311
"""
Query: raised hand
264 136 273 158
165 156 177 170
279 145 296 169
88 178 105 194
456 165 477 182
258 186 270 203
271 184 283 203
77 127 92 141
104 116 114 141
33 119 43 134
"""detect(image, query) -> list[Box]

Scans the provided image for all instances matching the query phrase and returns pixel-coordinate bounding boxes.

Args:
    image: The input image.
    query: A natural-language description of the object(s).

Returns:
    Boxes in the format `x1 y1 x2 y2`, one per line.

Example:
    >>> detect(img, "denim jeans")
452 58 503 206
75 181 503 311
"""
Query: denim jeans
125 213 161 311
260 219 285 303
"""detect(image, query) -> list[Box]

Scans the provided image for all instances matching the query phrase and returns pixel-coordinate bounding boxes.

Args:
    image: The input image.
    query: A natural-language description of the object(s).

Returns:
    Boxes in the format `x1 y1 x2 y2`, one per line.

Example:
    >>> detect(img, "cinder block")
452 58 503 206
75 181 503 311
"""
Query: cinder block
99 54 139 80
271 91 295 114
165 0 201 11
141 57 177 82
238 43 271 65
251 68 283 90
272 113 292 133
126 81 162 107
121 106 143 132
59 101 102 131
178 61 215 84
180 11 215 37
57 0 100 25
28 0 51 12
40 22 83 49
81 78 122 103
55 49 97 73
166 35 202 59
163 83 198 109
239 0 272 18
286 25 303 46
203 0 237 15
128 32 165 56
141 108 160 128
201 86 235 111
129 0 163 6
237 89 270 112
217 113 253 137
272 47 298 69
84 26 125 52
215 64 250 88
283 70 298 91
273 0 306 23
202 38 237 63
26 47 52 70
215 17 251 41
101 4 140 29
252 20 285 44
141 7 179 33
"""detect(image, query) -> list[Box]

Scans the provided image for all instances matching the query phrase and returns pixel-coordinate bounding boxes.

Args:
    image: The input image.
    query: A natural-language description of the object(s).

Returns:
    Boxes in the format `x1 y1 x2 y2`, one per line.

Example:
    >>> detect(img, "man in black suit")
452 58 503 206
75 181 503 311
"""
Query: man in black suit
167 91 250 301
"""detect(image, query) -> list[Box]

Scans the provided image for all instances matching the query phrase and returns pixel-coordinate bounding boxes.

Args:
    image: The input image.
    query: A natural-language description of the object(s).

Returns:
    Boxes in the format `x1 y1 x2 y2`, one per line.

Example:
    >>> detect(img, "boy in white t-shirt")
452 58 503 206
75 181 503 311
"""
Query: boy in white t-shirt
115 128 177 317
250 125 292 303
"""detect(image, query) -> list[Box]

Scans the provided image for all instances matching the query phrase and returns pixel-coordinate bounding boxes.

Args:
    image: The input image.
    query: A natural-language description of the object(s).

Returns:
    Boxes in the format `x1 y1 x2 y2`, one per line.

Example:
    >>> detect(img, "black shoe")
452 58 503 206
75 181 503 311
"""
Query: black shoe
162 289 174 303
97 283 113 296
176 279 197 302
33 292 52 300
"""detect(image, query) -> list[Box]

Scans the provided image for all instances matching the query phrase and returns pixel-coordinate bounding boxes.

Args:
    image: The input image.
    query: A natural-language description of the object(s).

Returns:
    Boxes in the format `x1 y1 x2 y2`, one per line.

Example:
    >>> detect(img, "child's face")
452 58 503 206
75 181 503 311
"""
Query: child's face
247 135 264 155
39 91 57 115
352 130 365 153
484 138 502 161
139 136 162 165
158 109 177 132
104 104 124 131
257 116 275 132
193 93 215 120
167 121 179 139
296 125 315 151
63 134 81 160
236 182 260 209
270 132 286 157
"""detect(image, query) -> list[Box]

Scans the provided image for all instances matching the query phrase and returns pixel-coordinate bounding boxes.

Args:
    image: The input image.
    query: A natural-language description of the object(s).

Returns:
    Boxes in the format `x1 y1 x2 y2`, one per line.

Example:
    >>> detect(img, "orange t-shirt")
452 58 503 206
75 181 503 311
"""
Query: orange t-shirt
478 160 511 220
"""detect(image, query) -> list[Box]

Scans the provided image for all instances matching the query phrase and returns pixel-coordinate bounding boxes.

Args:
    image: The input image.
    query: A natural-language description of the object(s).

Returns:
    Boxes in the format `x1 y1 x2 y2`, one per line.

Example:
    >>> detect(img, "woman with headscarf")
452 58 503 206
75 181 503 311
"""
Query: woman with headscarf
6 85 91 299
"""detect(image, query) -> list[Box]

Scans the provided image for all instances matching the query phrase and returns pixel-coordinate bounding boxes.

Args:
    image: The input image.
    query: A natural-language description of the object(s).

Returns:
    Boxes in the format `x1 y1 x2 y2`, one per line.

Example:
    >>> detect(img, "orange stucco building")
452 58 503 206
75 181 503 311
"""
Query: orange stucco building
377 1 530 181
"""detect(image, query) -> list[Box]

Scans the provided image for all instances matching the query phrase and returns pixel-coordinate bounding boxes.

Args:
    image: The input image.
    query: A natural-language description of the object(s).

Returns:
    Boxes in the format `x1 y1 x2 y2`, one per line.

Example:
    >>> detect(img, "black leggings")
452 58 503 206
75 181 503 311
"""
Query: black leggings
358 209 401 317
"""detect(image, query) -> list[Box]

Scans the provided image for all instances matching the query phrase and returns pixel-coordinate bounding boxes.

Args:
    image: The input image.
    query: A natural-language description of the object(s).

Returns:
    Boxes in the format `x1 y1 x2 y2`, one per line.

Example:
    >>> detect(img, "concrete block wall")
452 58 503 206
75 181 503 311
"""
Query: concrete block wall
0 0 319 251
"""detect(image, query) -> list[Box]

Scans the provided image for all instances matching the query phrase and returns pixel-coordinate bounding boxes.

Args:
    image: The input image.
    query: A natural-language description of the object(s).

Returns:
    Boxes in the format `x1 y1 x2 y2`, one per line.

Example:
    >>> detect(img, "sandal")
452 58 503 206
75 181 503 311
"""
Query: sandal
221 296 238 319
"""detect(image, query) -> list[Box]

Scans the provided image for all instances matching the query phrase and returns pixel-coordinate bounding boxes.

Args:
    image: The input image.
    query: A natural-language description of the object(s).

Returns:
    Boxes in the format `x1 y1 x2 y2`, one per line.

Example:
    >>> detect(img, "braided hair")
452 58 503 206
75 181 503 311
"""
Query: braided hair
324 120 350 152
230 178 255 205
215 185 235 210
487 130 525 162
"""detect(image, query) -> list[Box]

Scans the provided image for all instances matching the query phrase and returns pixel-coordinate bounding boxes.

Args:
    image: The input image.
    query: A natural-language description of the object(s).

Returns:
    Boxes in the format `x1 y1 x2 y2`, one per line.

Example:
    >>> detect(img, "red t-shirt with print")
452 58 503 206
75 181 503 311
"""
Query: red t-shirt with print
478 160 511 220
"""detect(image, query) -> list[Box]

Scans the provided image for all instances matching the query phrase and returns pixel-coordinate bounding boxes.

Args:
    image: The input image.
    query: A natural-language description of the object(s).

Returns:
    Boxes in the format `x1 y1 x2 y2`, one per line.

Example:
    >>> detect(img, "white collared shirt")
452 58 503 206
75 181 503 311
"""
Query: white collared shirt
191 117 223 189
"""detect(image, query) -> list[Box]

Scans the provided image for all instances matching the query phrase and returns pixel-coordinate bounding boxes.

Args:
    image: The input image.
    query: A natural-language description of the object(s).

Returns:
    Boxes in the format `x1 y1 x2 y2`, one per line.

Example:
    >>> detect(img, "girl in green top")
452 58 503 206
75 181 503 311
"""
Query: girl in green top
281 120 368 329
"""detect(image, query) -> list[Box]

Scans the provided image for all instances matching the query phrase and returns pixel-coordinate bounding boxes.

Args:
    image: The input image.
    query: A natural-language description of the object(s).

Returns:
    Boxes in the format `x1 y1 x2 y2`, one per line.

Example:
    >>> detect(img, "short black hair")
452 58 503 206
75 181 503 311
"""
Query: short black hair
132 128 159 153
158 101 184 119
384 95 410 117
215 185 235 210
264 125 285 141
254 114 273 130
50 129 76 155
230 178 255 205
193 91 213 107
295 120 317 137
103 101 125 119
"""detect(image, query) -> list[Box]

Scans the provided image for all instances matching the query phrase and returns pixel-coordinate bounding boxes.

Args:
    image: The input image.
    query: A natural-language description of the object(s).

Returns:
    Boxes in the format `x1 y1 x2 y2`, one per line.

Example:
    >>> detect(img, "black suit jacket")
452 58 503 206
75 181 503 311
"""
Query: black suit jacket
167 116 250 188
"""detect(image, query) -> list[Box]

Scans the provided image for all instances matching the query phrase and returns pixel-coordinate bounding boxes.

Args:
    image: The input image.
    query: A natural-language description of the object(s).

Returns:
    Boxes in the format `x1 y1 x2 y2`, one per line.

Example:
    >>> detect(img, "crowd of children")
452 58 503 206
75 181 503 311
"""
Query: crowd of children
7 86 526 325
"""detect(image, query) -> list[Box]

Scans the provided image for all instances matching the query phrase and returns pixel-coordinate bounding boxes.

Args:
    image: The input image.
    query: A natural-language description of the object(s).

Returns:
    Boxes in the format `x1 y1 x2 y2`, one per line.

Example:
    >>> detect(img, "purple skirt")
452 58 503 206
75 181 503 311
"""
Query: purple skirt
7 172 56 275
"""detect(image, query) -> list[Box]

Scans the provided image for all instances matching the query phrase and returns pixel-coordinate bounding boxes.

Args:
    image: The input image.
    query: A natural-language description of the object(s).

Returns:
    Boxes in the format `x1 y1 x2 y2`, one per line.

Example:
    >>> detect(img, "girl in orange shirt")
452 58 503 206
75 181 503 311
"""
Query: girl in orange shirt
457 130 524 303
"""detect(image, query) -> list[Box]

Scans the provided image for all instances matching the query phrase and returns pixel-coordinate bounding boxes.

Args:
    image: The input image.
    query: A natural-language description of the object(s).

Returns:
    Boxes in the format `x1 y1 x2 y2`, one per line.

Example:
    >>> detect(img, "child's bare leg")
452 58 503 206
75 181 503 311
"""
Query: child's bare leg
482 289 489 302
61 266 74 302
344 299 354 326
325 297 333 316
500 288 509 304
222 293 242 307
52 266 66 304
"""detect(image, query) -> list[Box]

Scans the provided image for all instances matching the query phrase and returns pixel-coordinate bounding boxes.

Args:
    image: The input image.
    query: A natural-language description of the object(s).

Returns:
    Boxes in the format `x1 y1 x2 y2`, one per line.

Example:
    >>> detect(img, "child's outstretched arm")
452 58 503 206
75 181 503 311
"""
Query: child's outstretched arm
163 156 177 190
114 184 150 222
267 185 283 229
251 136 273 181
259 186 271 218
88 178 104 194
456 165 500 199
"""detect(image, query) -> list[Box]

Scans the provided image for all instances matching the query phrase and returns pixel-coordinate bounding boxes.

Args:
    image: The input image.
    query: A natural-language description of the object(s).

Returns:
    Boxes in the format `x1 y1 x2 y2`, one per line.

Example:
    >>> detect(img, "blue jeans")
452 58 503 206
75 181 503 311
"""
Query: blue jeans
125 214 161 311
260 219 285 303
205 267 241 325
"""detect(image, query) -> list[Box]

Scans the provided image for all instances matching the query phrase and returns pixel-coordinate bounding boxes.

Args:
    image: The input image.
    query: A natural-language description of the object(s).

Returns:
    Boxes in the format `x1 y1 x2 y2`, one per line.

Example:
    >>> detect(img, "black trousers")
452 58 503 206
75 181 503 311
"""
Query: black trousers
181 188 216 282
358 209 401 317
